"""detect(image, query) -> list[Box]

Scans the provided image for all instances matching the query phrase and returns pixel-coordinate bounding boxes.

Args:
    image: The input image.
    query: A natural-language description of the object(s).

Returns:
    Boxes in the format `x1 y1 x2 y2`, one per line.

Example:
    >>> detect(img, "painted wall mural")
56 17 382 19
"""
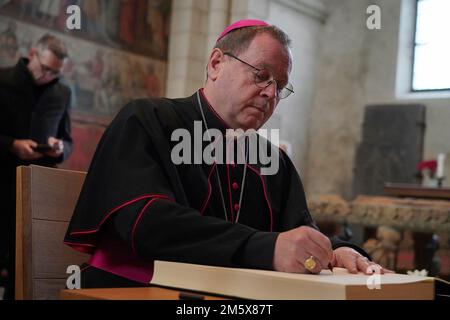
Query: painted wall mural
0 0 171 169
0 0 170 122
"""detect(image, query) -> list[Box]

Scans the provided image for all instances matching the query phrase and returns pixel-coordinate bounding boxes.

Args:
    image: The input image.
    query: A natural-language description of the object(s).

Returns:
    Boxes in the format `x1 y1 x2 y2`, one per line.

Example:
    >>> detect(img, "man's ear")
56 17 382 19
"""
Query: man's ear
207 48 224 81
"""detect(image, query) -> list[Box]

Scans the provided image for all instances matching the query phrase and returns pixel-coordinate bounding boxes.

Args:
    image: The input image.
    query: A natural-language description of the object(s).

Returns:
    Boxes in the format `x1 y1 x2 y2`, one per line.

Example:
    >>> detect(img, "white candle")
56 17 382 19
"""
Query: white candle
436 153 446 178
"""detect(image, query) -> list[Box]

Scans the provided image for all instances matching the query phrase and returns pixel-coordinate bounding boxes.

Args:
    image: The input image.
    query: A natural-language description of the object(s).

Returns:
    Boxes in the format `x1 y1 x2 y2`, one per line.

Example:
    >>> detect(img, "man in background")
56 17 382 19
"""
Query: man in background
0 33 73 300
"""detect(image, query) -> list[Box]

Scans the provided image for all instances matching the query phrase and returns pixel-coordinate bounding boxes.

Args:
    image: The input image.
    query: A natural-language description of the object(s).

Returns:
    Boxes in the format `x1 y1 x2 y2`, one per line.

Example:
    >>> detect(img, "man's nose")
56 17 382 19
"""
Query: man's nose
260 81 278 100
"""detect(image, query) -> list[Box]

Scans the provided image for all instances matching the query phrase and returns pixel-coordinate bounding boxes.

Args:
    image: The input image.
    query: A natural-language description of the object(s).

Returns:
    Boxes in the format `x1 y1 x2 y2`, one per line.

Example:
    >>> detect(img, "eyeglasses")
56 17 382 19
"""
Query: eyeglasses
223 52 294 99
35 53 61 78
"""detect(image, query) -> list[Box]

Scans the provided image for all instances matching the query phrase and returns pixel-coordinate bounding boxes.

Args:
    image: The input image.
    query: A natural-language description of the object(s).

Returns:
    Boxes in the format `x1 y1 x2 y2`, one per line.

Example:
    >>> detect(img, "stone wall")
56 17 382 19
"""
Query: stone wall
306 0 450 199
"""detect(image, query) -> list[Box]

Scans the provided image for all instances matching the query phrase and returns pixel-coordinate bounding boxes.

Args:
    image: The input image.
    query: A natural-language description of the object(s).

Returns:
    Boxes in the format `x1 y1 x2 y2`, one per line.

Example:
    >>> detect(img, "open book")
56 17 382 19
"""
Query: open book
150 260 435 300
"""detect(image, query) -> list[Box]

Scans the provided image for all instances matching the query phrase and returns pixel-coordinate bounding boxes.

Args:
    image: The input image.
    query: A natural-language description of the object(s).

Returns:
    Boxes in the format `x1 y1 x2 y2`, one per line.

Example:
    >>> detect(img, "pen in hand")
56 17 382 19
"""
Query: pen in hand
303 210 334 274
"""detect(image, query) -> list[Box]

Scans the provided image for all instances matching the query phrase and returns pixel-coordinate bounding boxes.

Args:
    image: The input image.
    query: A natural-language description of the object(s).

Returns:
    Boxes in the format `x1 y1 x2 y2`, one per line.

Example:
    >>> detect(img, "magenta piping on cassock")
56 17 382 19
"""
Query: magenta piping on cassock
200 163 217 215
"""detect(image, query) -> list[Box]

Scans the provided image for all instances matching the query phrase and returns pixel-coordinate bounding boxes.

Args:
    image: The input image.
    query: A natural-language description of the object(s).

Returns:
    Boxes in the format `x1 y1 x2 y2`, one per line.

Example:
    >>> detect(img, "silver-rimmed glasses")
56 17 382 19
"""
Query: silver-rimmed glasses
223 52 294 99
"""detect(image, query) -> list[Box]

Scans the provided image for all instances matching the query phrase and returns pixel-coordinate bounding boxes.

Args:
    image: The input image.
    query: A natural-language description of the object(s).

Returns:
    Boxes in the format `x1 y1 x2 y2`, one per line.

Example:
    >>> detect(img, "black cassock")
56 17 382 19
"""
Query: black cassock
64 89 367 288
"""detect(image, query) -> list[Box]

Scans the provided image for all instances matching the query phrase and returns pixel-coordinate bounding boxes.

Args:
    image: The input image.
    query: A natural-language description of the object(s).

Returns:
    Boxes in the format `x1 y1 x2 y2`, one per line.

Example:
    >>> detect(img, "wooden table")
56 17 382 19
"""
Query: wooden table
60 286 227 300
384 183 450 200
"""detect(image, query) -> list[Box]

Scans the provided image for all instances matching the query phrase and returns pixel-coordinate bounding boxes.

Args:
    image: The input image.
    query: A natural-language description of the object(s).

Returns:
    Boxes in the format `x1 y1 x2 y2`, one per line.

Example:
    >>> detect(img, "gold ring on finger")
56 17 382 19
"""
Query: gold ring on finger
305 256 317 271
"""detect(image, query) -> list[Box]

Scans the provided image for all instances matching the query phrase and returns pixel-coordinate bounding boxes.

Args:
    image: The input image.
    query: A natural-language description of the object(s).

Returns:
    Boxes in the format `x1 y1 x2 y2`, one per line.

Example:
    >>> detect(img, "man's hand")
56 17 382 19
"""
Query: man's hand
332 247 394 274
273 226 333 274
45 137 64 158
10 139 42 160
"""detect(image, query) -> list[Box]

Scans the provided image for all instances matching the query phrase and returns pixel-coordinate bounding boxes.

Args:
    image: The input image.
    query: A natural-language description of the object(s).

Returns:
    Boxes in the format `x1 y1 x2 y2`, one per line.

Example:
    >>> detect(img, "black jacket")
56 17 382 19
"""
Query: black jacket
0 58 72 169
0 58 73 255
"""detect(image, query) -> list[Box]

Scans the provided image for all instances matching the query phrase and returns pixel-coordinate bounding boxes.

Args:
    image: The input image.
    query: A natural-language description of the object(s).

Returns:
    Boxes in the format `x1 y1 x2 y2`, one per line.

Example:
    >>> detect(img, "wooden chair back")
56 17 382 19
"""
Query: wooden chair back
15 165 88 299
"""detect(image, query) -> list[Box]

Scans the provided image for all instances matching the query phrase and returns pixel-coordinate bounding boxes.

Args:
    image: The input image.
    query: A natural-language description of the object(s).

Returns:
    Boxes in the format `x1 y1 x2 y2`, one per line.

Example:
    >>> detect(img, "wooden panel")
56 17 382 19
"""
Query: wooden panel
34 279 68 300
16 165 88 299
384 183 450 200
16 166 33 300
33 219 89 279
60 287 227 300
30 165 86 221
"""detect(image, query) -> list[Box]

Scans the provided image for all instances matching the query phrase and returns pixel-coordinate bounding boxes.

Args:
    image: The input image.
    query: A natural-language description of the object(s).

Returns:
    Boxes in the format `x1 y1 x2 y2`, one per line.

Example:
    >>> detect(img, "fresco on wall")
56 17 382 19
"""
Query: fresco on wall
0 1 169 124
0 0 171 60
0 1 171 170
59 122 105 171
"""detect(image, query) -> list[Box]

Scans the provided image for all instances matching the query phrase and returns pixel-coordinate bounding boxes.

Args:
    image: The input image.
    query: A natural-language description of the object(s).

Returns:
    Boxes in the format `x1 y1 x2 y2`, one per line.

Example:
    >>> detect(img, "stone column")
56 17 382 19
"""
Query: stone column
166 0 231 98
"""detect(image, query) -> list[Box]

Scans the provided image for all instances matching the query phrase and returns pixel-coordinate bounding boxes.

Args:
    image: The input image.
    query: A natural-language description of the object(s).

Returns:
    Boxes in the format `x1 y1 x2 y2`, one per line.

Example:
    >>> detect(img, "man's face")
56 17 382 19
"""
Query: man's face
27 48 63 85
214 33 292 130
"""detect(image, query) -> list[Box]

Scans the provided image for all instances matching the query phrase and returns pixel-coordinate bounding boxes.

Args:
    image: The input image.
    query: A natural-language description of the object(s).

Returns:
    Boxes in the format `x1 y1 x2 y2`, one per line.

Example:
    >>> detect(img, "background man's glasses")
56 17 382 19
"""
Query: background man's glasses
223 52 294 99
36 53 61 78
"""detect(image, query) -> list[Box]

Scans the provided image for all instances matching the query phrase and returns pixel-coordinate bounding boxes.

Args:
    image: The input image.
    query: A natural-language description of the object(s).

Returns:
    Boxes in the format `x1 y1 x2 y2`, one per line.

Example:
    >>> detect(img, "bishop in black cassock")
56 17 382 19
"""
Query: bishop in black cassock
64 89 371 287
65 20 382 288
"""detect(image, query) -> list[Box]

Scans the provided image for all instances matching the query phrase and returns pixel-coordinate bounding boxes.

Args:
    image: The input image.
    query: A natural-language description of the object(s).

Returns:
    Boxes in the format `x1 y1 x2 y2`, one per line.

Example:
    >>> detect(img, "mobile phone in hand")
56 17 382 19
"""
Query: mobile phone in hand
33 144 55 153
